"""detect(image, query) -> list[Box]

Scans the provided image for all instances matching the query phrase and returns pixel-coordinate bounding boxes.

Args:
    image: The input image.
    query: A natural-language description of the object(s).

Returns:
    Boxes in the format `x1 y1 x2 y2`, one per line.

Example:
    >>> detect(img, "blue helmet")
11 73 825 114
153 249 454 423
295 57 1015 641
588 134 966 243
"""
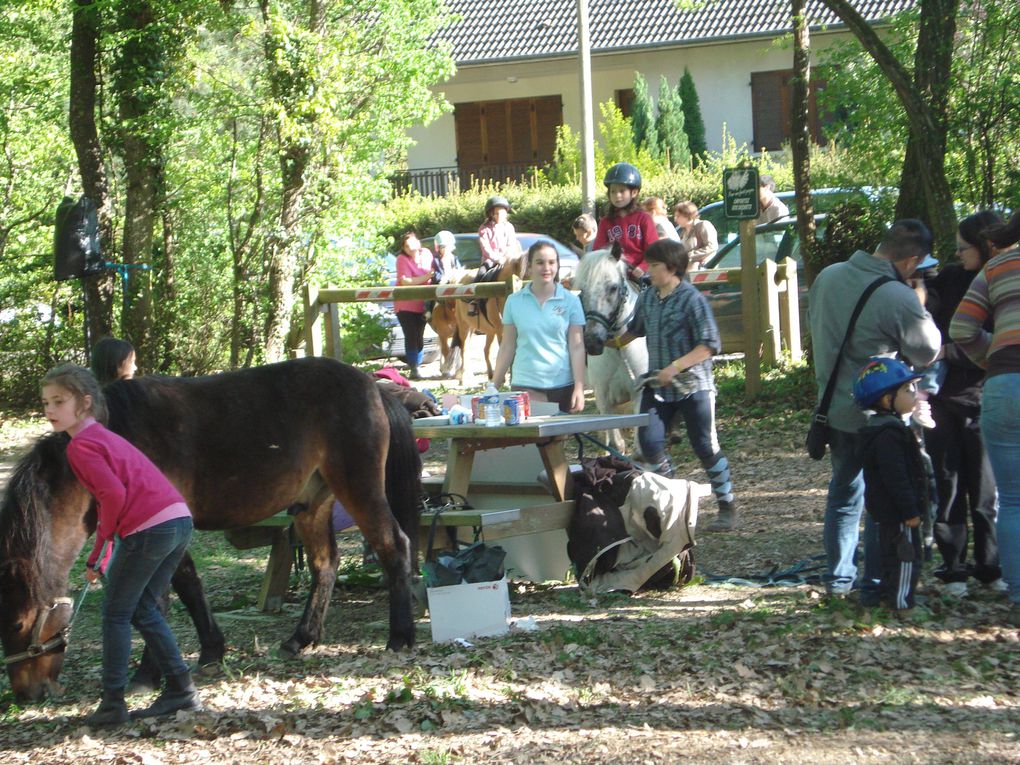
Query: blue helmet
603 162 642 189
853 357 922 408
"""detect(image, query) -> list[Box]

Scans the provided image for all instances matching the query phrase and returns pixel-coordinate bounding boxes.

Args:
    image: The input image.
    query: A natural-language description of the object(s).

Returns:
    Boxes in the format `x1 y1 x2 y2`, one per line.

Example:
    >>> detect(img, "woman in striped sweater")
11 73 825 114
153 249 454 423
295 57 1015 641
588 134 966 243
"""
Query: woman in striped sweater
950 210 1020 622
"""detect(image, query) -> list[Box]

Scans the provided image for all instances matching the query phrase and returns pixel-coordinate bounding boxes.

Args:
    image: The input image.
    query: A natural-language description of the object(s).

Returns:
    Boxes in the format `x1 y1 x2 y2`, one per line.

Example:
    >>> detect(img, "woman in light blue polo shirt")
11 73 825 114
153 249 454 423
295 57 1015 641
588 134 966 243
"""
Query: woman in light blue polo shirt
492 241 586 412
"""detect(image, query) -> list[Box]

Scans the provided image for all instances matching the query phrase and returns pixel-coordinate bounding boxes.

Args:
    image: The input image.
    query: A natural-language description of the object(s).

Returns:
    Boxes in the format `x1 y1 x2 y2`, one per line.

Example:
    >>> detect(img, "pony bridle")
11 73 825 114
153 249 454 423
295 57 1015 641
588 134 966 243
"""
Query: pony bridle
585 269 634 337
3 597 74 666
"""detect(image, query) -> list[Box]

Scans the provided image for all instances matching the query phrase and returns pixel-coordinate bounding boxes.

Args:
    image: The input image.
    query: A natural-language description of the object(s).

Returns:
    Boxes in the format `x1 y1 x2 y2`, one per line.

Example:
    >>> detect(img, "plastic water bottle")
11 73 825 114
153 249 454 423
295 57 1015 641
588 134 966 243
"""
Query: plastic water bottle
483 383 502 427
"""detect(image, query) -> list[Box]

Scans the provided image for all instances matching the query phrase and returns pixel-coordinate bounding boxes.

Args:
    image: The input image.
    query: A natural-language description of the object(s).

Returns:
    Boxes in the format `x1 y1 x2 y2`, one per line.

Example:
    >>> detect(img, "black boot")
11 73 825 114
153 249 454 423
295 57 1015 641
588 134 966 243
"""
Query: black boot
84 687 129 727
706 499 739 532
131 671 202 718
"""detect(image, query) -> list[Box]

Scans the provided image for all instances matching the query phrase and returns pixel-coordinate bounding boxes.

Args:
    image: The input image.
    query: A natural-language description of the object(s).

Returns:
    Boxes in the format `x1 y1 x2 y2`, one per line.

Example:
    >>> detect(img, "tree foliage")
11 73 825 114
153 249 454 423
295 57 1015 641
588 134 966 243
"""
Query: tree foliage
655 76 690 170
0 0 454 398
630 73 658 158
678 67 707 164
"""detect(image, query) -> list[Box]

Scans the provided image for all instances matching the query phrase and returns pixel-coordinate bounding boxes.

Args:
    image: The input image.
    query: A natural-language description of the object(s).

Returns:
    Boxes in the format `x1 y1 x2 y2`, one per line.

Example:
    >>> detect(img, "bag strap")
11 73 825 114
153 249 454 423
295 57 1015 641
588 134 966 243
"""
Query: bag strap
815 275 895 421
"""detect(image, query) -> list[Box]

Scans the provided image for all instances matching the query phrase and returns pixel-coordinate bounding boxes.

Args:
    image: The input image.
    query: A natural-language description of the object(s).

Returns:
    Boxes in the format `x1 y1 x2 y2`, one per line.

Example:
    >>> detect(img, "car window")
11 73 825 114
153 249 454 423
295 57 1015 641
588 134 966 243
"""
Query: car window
712 229 785 270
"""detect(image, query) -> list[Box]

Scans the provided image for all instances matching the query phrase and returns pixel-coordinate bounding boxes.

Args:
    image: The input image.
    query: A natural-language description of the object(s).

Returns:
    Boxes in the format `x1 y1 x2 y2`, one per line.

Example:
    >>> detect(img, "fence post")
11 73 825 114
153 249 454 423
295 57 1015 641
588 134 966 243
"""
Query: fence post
303 283 322 358
777 258 802 362
324 283 342 361
758 259 782 366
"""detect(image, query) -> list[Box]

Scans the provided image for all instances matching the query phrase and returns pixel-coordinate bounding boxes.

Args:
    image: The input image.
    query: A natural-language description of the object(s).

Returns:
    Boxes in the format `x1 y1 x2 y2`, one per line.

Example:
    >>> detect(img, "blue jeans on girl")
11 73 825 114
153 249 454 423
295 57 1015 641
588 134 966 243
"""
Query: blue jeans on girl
101 516 193 690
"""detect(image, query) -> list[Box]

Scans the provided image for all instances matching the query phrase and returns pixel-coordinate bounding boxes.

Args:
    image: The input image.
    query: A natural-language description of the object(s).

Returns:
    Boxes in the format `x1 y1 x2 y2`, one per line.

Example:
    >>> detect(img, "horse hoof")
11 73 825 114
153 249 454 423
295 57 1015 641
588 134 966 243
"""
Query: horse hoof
385 632 416 651
194 661 223 678
276 640 302 659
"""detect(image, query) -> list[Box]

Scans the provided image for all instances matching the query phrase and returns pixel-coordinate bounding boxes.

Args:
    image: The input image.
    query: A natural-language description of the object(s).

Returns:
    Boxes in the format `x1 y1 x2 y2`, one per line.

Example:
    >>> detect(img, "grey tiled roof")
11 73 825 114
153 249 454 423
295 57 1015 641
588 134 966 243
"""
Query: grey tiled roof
439 0 916 64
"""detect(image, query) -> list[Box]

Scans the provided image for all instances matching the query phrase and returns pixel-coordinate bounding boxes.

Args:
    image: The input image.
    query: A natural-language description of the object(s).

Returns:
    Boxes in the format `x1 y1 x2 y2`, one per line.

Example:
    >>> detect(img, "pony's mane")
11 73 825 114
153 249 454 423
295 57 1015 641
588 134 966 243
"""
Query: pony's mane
573 246 626 291
0 433 74 598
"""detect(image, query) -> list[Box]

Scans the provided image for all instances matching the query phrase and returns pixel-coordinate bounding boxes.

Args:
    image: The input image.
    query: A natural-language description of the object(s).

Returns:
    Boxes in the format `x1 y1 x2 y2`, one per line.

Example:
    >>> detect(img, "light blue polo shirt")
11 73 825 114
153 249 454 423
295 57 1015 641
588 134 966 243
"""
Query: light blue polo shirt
502 283 585 389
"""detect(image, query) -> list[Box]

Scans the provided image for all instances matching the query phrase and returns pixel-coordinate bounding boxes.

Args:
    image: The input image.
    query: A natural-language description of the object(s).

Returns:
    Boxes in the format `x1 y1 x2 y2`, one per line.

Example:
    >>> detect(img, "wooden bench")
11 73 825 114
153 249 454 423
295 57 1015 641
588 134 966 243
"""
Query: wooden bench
225 493 573 612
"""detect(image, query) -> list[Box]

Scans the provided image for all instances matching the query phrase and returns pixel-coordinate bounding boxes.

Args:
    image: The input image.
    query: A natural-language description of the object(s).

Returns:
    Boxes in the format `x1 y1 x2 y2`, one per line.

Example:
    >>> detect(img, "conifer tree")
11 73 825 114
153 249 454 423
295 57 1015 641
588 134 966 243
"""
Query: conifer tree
630 73 658 157
679 67 707 165
655 76 690 169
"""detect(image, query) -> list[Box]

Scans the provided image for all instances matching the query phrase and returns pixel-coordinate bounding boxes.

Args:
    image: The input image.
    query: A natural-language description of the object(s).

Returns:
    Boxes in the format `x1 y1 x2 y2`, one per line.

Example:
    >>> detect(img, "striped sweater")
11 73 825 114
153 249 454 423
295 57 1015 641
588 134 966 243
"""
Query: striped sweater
950 247 1020 371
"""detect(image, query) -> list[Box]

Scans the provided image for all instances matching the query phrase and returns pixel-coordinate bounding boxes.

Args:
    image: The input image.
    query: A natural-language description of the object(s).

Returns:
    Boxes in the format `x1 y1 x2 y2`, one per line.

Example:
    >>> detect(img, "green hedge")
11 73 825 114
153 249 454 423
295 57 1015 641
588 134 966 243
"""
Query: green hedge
380 140 875 250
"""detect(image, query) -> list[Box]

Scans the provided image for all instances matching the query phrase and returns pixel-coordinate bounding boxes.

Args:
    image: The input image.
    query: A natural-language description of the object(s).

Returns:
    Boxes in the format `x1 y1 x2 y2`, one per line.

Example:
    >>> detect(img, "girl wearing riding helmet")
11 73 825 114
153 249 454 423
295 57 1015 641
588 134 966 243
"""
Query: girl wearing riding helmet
592 163 659 280
431 229 461 284
478 195 519 272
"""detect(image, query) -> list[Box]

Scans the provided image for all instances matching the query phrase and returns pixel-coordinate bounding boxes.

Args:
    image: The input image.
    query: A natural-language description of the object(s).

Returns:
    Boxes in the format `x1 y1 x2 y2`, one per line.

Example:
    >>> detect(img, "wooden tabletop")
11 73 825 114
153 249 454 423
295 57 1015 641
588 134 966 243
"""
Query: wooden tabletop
411 412 650 439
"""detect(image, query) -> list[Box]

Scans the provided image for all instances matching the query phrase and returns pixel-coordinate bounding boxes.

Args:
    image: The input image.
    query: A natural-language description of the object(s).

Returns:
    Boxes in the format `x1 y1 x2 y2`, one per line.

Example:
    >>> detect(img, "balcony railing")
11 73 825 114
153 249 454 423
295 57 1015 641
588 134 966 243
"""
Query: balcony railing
390 162 542 197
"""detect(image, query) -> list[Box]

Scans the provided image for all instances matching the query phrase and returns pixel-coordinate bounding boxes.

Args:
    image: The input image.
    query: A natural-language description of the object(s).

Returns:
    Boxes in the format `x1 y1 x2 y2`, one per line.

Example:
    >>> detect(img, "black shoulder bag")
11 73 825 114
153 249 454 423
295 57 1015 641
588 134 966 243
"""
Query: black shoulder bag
806 276 893 460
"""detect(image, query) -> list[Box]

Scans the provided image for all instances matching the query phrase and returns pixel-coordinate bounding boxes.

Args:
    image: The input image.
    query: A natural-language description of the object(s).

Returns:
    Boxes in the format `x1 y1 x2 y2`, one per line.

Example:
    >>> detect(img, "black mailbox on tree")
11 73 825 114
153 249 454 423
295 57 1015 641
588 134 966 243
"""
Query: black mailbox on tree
54 195 104 281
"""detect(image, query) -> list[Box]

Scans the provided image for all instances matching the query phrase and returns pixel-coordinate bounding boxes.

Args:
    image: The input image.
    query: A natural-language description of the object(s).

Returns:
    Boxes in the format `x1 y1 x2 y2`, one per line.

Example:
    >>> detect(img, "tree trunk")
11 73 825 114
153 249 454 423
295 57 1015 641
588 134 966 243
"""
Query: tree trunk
69 0 115 343
259 0 324 362
115 0 163 363
790 0 818 284
893 0 957 251
818 0 957 257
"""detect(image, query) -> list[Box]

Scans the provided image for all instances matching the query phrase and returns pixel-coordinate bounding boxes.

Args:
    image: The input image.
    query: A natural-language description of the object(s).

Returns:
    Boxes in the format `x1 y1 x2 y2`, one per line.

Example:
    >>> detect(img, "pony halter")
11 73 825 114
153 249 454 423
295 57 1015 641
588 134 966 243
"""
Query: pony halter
3 587 88 666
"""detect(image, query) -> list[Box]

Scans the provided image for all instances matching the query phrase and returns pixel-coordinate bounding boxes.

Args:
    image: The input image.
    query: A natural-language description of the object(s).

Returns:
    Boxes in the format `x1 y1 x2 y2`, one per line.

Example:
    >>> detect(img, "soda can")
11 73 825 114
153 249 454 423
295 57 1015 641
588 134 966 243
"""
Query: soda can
502 397 521 425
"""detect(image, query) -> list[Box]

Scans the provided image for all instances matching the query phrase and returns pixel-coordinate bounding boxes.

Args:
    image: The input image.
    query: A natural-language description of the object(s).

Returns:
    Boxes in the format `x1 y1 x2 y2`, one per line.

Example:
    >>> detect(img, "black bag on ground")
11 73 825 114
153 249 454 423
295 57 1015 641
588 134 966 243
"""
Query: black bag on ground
54 195 103 281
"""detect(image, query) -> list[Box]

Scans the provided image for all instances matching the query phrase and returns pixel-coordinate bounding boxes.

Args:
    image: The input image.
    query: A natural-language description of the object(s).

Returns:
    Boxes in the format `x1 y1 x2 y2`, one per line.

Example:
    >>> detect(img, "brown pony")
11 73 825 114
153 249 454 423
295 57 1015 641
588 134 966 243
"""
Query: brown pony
429 254 528 383
0 357 422 702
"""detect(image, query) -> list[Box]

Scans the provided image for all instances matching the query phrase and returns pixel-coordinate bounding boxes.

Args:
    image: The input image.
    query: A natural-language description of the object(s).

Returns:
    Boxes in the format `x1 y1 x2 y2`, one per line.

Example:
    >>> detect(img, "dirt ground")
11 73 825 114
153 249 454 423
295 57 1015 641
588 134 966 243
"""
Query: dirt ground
1 348 1018 764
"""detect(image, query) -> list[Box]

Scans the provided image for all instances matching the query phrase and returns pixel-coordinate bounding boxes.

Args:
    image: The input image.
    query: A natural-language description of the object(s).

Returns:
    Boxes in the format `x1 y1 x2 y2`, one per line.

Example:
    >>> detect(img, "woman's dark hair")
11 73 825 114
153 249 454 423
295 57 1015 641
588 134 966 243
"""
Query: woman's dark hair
527 240 560 282
959 210 1005 265
981 209 1020 251
90 337 135 386
398 230 418 254
644 238 689 275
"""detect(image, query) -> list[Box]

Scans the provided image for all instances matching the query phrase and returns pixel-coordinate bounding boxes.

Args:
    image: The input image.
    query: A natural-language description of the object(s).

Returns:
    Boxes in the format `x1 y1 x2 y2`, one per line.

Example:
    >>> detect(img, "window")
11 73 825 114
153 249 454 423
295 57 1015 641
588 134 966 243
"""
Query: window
615 88 634 118
453 96 563 189
750 70 831 152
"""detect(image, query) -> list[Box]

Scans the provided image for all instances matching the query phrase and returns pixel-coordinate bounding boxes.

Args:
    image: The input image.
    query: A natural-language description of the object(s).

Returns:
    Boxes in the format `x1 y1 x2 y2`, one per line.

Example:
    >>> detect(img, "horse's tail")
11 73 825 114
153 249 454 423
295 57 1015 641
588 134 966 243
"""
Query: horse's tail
379 388 424 565
452 324 462 350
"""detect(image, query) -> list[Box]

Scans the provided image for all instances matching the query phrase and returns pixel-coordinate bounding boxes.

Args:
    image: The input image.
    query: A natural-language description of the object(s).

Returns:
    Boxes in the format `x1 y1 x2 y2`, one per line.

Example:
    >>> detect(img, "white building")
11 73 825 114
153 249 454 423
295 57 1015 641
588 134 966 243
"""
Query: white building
400 0 914 193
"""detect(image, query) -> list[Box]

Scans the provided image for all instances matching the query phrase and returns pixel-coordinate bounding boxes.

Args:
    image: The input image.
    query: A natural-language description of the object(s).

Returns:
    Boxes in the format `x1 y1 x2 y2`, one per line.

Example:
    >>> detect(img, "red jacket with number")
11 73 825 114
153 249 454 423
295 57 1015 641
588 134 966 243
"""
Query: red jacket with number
593 209 658 272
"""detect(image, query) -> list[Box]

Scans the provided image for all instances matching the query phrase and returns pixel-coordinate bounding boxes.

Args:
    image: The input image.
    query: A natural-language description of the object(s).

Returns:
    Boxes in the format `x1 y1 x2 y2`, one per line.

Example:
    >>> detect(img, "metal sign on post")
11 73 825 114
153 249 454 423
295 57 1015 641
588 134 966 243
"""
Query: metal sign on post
723 167 762 396
722 167 760 220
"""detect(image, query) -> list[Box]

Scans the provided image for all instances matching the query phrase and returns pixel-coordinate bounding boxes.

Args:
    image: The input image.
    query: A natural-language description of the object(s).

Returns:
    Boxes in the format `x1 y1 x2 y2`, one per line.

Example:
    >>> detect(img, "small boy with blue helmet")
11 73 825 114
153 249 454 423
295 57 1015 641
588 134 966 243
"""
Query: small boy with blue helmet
854 356 929 613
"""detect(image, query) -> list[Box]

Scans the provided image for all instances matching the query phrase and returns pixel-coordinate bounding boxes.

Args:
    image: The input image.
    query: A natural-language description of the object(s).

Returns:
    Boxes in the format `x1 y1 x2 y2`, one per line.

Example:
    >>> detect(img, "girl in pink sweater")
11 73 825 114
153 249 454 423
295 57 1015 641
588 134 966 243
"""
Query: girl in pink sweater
41 364 200 726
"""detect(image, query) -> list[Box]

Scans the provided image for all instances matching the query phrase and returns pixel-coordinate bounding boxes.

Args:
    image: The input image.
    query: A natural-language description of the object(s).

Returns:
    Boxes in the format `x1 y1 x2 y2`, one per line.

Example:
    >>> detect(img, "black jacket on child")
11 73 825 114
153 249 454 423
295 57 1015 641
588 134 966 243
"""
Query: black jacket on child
856 413 928 524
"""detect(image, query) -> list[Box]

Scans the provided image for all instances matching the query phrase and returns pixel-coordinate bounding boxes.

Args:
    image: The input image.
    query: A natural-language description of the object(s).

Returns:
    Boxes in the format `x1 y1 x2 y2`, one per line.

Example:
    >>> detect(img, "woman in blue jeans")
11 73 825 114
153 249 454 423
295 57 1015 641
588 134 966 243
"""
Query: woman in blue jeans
42 364 200 726
950 210 1020 623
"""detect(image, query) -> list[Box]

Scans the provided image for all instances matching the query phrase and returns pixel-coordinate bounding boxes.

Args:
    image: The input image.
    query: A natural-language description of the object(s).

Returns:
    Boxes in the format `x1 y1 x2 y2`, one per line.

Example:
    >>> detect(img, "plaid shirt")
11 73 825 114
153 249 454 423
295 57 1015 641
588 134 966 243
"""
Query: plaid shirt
628 281 721 401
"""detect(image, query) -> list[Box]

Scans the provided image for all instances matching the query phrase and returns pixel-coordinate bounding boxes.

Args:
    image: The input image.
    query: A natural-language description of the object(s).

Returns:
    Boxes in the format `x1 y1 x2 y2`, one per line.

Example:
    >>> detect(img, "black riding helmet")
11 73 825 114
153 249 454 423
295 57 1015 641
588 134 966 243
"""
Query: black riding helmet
603 162 642 189
485 195 512 215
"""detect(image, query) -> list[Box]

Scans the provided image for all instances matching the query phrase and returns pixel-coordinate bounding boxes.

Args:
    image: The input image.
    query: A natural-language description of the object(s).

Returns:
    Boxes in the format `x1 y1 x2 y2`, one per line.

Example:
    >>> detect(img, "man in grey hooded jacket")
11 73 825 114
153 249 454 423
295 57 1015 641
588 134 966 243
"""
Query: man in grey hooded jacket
809 219 941 600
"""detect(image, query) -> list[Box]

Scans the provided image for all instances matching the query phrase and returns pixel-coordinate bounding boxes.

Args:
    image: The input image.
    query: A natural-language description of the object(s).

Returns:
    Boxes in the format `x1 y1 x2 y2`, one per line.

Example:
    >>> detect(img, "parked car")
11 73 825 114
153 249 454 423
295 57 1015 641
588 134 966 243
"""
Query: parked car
699 186 888 247
695 215 825 354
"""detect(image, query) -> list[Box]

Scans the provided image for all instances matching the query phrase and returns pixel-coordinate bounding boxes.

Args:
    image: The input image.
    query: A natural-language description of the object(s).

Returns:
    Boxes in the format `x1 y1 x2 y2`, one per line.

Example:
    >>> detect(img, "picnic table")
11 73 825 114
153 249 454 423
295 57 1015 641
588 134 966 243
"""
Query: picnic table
228 412 649 609
413 413 649 545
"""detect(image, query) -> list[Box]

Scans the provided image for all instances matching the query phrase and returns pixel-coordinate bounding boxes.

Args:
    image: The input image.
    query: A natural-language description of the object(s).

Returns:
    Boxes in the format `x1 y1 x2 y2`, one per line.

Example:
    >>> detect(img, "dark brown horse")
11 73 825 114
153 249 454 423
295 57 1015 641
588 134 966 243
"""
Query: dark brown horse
0 357 422 702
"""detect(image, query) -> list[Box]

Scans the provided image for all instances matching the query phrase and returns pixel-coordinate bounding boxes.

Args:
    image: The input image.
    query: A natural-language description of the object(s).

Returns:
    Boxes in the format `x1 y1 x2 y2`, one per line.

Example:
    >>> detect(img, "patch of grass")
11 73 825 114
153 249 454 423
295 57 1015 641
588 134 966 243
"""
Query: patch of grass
419 748 453 765
539 624 603 648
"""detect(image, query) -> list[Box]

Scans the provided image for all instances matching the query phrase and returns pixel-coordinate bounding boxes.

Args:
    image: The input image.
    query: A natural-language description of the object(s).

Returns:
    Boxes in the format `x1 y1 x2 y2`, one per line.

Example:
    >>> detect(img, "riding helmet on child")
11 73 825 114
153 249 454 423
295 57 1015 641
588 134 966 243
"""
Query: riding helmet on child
852 357 922 409
485 196 512 216
603 162 642 189
434 230 456 250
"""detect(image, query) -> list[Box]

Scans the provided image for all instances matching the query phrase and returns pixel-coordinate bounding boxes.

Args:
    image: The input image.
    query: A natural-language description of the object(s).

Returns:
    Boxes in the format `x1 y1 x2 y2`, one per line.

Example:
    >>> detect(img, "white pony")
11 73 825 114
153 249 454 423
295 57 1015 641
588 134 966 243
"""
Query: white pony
571 243 649 455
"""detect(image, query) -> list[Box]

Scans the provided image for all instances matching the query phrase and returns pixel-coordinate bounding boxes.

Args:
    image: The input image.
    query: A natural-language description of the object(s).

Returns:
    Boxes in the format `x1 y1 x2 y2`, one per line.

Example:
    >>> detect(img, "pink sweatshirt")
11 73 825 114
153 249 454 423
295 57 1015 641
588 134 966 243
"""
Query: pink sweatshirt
394 249 434 313
67 419 190 570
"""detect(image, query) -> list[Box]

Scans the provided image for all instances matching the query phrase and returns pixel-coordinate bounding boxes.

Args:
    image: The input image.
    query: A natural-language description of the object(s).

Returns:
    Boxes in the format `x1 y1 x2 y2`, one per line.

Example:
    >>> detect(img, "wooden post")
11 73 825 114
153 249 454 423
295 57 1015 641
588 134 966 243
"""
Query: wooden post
778 258 803 362
303 283 322 358
257 527 292 612
739 219 761 396
759 258 782 366
324 284 342 361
